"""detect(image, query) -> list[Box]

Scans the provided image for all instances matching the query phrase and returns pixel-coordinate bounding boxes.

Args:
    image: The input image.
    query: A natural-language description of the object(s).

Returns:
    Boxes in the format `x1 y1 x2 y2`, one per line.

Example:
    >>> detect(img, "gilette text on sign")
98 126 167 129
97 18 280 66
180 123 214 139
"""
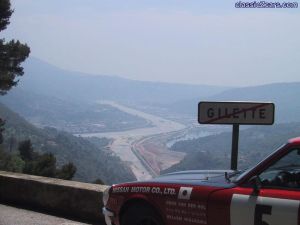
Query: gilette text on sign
198 101 275 125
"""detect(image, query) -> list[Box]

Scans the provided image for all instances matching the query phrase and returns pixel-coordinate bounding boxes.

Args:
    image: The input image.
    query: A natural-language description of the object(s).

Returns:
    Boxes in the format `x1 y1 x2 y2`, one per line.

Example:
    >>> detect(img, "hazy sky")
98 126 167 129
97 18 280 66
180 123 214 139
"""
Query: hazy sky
3 0 300 86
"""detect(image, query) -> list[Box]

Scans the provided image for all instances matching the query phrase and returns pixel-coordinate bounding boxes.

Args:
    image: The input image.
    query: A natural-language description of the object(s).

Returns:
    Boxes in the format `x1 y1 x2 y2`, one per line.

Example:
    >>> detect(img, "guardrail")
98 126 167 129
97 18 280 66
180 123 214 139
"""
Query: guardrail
0 171 109 223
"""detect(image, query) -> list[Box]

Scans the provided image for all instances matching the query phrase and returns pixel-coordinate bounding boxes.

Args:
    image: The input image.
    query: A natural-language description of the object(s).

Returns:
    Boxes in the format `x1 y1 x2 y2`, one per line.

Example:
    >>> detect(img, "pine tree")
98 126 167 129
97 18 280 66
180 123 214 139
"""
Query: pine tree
33 153 57 177
0 0 30 145
0 0 30 95
0 0 13 32
56 162 77 180
18 139 35 161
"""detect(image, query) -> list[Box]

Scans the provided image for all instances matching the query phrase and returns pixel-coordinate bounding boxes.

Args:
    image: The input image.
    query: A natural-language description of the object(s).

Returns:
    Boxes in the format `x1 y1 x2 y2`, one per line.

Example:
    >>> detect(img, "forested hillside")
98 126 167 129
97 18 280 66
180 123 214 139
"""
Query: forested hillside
164 123 300 173
0 103 136 184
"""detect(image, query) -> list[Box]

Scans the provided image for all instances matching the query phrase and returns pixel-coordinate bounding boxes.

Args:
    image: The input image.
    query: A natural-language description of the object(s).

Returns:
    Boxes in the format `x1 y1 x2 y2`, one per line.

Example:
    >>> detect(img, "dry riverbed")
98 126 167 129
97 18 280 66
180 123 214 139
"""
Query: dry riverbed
79 101 186 180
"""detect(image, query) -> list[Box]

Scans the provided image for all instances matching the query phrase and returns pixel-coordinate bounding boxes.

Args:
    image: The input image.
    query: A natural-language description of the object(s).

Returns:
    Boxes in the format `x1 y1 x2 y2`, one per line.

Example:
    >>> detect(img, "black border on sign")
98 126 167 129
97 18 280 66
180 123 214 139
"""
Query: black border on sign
198 101 275 125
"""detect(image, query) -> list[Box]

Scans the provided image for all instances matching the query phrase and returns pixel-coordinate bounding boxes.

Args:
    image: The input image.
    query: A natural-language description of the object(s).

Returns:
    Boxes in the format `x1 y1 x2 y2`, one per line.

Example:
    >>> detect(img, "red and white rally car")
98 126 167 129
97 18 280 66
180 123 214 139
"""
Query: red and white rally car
102 137 300 225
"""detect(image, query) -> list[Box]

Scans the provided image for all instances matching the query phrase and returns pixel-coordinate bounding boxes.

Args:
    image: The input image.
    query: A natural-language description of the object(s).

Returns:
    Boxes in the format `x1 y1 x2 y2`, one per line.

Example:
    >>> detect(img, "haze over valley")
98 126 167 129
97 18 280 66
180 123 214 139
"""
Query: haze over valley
1 57 300 183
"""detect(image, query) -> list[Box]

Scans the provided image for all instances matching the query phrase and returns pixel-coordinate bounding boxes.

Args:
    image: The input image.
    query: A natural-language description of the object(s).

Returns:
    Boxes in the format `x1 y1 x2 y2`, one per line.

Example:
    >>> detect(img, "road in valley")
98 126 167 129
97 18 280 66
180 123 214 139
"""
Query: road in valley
79 101 186 181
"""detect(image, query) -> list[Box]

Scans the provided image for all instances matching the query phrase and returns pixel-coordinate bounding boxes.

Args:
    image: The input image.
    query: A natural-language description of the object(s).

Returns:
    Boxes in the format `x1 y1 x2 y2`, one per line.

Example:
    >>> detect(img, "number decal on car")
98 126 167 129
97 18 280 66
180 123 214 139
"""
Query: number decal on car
254 204 272 225
230 194 299 225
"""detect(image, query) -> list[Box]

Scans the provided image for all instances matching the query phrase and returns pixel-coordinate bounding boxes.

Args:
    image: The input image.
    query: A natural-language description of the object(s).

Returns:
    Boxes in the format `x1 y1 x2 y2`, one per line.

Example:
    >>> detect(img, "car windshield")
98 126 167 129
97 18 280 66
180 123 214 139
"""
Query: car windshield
228 144 286 182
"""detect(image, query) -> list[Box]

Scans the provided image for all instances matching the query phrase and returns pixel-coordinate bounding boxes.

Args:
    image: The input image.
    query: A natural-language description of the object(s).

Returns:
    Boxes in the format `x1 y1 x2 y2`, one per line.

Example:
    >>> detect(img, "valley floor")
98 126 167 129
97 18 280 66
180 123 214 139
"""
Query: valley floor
79 101 186 180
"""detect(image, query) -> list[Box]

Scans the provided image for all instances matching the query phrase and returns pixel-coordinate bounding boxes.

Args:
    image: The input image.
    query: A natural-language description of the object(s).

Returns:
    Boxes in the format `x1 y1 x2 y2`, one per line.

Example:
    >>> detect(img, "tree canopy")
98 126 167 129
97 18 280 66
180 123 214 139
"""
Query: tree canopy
17 139 77 180
0 0 30 95
18 139 35 161
0 0 13 32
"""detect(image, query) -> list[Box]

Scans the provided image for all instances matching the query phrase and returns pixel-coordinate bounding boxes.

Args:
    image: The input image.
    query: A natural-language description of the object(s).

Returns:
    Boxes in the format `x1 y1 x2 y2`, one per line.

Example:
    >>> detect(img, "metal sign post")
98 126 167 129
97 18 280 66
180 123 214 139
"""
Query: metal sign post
231 124 239 170
198 101 275 170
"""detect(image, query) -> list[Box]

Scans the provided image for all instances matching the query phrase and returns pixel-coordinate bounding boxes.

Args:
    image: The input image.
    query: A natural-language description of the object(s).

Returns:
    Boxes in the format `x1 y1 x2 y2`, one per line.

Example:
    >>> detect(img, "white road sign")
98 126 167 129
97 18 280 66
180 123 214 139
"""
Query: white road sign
198 101 275 125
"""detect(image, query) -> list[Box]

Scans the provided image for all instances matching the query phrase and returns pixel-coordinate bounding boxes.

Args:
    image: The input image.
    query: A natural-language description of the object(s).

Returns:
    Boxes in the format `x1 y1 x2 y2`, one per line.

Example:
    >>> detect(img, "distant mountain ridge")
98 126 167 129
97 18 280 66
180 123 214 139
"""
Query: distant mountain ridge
17 57 229 104
0 57 232 131
166 82 300 123
2 57 300 130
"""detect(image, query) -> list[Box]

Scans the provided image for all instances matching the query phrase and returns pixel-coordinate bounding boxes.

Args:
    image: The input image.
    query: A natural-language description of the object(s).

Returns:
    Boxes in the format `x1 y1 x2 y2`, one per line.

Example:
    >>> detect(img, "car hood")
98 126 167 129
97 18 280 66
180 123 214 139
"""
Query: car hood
147 170 236 187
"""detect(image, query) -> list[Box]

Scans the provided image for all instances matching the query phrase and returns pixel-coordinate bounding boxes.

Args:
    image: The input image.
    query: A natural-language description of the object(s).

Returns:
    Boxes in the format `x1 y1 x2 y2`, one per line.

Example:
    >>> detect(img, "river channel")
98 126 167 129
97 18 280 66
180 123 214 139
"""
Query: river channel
79 101 186 181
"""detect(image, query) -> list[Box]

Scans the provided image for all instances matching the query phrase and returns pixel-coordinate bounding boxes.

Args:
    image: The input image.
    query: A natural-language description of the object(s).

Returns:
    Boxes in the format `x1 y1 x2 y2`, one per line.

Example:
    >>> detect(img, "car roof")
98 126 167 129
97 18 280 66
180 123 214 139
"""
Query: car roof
288 137 300 145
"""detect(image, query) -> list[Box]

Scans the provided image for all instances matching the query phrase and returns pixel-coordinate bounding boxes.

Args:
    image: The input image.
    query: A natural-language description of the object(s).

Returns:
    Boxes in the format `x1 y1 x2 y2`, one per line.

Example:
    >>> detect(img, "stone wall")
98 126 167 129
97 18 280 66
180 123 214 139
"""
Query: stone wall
0 171 109 223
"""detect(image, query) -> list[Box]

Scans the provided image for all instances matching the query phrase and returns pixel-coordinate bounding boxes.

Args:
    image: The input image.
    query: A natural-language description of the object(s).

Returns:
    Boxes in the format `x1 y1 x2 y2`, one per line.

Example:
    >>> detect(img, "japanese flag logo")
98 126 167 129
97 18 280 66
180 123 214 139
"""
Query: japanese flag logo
178 187 193 200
